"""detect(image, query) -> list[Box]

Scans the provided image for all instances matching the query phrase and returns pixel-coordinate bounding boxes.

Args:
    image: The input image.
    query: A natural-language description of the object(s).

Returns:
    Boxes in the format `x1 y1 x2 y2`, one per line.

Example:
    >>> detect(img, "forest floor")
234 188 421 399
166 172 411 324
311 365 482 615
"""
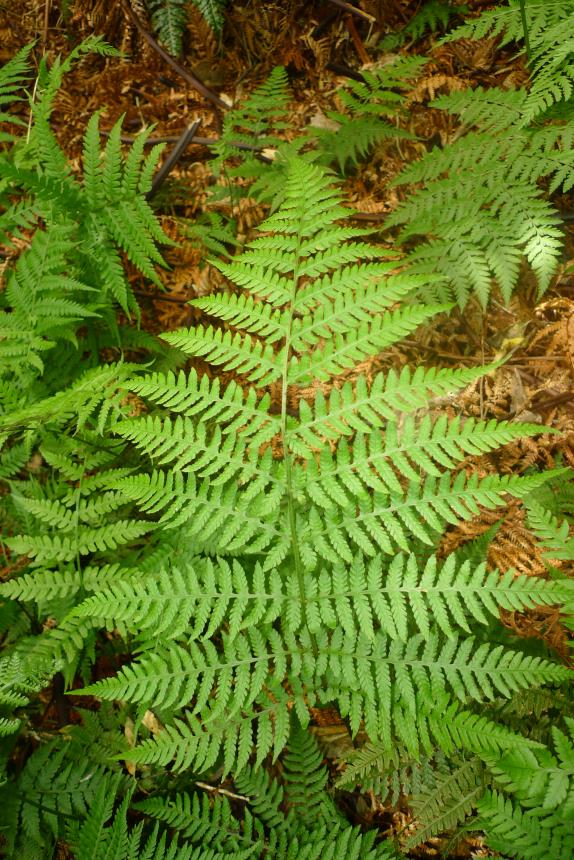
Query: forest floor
2 0 574 856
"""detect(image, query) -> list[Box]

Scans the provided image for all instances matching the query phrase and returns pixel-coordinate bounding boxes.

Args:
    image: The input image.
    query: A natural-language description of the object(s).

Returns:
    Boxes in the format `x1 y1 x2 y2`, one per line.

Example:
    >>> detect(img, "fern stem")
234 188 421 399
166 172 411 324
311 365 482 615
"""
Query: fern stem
122 0 229 110
280 256 309 633
519 0 532 62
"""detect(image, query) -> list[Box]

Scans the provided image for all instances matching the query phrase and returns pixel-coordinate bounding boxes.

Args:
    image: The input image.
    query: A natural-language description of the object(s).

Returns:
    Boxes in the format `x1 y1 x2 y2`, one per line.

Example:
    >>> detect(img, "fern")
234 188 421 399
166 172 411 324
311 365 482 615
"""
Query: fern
135 723 401 858
1 46 172 318
147 0 189 54
384 2 574 307
183 211 238 260
311 56 424 175
0 43 34 145
477 788 574 859
210 66 300 208
405 757 486 848
0 740 121 858
64 160 571 778
192 0 228 32
0 654 48 737
444 0 574 52
1 25 573 859
381 0 460 50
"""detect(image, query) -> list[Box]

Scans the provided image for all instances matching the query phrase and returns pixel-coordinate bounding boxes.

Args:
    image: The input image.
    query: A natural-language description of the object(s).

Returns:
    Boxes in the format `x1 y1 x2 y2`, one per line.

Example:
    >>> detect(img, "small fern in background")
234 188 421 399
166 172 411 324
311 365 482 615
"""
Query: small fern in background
311 56 424 175
134 721 402 858
182 211 238 260
477 717 574 859
192 0 228 33
1 37 172 320
146 0 189 54
210 65 298 208
145 0 229 54
380 0 462 50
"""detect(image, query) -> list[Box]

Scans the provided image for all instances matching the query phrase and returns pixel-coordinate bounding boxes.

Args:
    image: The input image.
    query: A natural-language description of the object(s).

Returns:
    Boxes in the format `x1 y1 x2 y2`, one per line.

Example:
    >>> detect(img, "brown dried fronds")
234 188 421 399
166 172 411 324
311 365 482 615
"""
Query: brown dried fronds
487 501 546 577
501 604 571 661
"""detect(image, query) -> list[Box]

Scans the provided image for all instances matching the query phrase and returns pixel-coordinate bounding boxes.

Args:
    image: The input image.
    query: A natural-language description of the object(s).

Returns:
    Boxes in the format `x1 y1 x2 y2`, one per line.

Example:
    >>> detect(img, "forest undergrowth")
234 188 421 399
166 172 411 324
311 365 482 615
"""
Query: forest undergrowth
1 1 574 858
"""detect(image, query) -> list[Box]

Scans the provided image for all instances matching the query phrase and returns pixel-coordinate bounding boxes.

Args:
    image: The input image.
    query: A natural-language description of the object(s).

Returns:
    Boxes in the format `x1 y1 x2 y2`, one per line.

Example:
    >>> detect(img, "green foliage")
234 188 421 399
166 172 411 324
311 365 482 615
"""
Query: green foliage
0 739 121 858
0 41 172 745
0 654 47 737
0 43 34 144
311 57 424 175
147 0 189 54
63 159 569 783
0 46 171 319
384 1 574 307
405 756 486 848
183 211 238 261
135 723 400 858
192 0 228 33
381 0 463 49
145 0 229 51
388 90 568 307
1 19 573 860
210 66 299 208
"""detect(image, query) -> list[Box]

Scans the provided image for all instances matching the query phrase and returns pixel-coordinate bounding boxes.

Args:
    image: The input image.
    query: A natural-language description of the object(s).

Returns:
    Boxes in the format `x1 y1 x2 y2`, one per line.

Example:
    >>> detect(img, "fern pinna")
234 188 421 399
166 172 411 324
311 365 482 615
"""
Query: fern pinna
61 159 572 776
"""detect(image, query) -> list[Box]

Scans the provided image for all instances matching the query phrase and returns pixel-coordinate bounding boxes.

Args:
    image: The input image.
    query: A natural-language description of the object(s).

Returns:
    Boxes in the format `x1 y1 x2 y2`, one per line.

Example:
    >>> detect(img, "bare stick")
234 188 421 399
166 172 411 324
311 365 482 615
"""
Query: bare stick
324 0 375 24
103 129 264 153
147 119 201 199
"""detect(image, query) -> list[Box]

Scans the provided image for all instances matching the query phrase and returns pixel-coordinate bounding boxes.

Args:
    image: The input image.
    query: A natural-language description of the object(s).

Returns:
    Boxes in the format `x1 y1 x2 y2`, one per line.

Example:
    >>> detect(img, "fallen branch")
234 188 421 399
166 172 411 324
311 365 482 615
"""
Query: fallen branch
324 0 375 24
146 119 201 199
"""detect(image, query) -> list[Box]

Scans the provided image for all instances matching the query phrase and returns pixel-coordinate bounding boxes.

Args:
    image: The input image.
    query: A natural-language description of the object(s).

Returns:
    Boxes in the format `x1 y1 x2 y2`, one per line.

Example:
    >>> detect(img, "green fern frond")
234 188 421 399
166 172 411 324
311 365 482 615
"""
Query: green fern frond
146 0 188 55
6 518 152 563
0 654 48 737
406 757 486 848
526 498 574 560
0 42 34 141
63 158 568 776
0 362 140 436
477 789 574 859
192 0 228 33
0 226 98 378
313 116 406 176
136 790 266 854
291 363 497 453
67 775 199 860
390 130 565 306
488 718 574 814
386 1 574 307
183 211 237 260
71 551 570 647
0 740 120 858
134 725 401 858
303 470 564 563
126 368 280 441
312 57 424 174
282 719 341 826
443 0 571 48
210 66 291 203
404 0 456 42
77 624 569 774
